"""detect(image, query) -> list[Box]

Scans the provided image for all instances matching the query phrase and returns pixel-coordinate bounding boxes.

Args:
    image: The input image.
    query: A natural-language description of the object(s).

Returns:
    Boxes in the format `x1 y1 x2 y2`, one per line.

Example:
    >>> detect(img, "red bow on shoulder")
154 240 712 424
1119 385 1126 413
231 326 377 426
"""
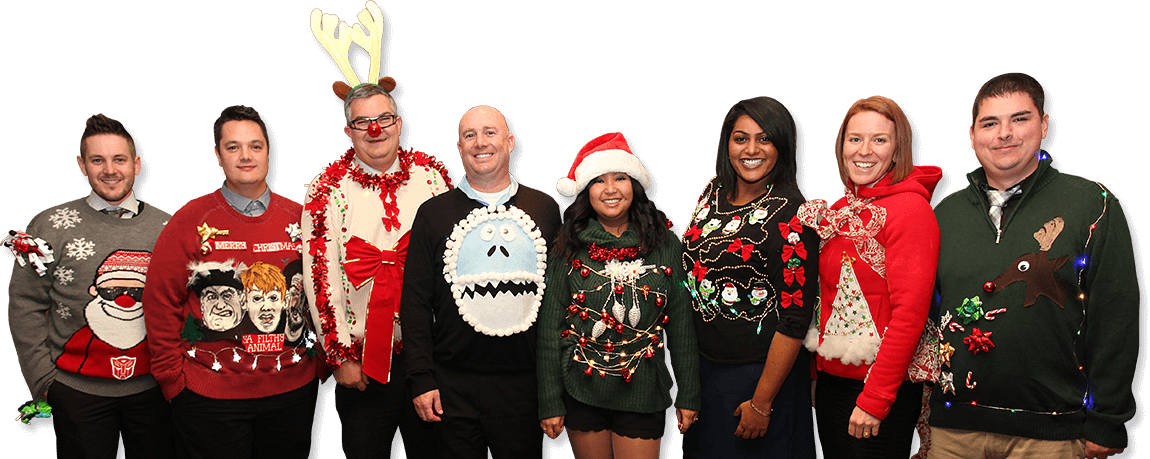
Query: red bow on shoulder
726 239 754 261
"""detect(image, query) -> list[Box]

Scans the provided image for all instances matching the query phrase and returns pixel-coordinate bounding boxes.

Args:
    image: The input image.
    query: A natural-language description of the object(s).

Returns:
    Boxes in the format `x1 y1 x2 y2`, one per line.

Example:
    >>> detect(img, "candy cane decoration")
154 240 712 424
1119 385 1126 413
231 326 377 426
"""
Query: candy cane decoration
965 371 977 389
949 322 966 333
983 308 1007 320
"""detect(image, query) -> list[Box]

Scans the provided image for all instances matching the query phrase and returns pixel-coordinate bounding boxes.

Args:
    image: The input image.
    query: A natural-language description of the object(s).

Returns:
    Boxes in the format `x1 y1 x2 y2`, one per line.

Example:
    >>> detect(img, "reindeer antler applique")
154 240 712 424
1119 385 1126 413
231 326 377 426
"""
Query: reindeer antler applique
986 217 1070 308
310 1 397 99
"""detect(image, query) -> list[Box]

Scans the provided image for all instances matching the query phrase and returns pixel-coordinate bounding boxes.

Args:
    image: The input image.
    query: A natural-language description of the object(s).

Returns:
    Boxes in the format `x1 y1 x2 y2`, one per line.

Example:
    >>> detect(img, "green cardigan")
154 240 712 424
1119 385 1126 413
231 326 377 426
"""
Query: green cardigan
930 156 1138 448
537 220 700 419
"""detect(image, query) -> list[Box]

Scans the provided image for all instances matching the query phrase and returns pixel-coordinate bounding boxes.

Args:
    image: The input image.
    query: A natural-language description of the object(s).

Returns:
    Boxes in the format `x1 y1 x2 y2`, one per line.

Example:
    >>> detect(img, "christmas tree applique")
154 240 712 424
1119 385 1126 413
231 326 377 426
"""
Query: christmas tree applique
815 253 880 365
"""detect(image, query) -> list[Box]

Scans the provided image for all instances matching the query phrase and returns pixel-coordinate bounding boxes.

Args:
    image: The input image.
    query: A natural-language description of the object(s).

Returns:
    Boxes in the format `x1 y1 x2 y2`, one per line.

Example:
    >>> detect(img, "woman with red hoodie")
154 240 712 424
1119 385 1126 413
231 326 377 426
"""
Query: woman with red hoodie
799 96 941 457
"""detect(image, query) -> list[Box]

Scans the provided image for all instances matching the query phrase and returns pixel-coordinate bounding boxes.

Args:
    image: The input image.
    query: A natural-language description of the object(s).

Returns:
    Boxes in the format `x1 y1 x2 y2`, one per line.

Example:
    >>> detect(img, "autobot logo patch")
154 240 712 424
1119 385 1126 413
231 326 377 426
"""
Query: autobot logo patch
110 356 137 380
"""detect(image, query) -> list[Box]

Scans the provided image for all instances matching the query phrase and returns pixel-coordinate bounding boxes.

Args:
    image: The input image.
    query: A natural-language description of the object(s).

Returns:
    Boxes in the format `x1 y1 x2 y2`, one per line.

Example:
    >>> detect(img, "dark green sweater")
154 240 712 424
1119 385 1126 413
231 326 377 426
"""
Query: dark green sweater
930 157 1138 448
537 220 700 418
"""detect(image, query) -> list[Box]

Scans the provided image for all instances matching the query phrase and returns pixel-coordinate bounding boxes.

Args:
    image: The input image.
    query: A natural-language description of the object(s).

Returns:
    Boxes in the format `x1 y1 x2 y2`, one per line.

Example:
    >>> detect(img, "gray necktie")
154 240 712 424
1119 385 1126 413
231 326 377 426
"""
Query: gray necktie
986 186 1021 230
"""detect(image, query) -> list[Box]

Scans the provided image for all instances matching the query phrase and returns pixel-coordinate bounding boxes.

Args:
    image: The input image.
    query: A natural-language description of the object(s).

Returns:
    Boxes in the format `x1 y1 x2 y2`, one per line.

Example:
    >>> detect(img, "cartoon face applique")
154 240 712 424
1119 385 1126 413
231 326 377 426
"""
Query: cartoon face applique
444 205 547 336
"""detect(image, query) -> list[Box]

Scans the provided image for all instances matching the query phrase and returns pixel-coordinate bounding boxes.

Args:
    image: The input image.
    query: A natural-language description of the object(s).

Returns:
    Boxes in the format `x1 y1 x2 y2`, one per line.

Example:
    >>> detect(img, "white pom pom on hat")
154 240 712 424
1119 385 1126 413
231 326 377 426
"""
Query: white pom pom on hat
556 132 651 197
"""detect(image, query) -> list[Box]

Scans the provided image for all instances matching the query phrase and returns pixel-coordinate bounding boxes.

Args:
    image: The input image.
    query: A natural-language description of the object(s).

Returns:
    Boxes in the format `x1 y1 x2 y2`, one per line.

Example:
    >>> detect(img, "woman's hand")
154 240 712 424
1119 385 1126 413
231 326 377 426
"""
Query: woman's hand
848 406 881 439
541 416 565 439
732 400 770 439
676 408 699 433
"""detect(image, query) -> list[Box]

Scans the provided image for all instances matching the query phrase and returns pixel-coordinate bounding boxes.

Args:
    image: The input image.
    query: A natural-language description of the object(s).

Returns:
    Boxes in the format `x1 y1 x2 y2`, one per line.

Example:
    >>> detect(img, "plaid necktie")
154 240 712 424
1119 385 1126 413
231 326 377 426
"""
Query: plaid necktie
986 186 1021 230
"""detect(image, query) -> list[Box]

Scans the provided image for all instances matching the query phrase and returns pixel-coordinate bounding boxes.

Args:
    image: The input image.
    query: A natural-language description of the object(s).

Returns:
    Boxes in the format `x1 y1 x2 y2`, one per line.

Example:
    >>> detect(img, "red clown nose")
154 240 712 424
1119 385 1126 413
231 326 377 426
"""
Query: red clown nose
114 294 137 308
367 122 382 137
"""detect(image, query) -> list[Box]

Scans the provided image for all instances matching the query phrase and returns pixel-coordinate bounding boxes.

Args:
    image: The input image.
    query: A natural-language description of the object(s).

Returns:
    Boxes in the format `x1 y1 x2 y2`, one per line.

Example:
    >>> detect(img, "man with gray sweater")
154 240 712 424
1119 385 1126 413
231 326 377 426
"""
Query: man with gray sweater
8 114 177 458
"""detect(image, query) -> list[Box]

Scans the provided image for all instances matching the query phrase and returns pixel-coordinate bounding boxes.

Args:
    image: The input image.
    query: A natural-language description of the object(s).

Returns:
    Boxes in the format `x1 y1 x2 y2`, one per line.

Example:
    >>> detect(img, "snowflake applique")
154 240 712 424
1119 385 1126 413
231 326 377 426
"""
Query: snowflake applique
53 266 74 286
49 208 82 229
65 238 96 260
57 304 72 320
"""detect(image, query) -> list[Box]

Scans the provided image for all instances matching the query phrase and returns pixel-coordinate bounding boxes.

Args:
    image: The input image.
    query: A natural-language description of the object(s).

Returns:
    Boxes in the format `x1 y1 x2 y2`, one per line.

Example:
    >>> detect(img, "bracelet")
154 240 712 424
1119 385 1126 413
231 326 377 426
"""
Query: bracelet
749 400 772 417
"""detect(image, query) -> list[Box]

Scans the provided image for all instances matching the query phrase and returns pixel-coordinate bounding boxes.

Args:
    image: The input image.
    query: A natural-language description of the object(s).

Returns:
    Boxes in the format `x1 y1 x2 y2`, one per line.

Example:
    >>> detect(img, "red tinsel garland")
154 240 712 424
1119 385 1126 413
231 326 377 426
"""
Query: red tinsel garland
587 242 641 262
306 148 452 367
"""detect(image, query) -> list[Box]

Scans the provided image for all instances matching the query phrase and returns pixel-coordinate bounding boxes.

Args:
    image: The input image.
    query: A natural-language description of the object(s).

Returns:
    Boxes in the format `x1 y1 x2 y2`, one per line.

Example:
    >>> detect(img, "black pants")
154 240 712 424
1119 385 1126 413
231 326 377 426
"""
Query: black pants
335 354 442 459
170 379 318 459
48 382 179 459
815 371 922 459
436 365 542 459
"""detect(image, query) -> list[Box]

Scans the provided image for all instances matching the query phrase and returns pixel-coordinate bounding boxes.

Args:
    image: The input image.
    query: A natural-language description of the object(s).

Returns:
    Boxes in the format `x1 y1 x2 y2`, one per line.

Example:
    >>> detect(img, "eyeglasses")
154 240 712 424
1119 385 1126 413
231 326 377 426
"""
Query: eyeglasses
348 114 398 131
96 286 144 302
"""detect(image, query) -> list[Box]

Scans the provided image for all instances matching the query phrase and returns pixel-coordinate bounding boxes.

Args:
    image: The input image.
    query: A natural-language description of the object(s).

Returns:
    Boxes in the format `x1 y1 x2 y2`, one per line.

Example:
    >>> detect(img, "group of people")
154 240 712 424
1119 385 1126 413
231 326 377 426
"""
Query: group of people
8 71 1137 459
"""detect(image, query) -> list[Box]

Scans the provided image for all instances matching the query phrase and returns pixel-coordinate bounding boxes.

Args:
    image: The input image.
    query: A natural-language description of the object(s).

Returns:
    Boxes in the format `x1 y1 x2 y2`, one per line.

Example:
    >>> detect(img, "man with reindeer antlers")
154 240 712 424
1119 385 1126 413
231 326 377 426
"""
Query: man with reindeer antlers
928 73 1138 459
303 2 451 457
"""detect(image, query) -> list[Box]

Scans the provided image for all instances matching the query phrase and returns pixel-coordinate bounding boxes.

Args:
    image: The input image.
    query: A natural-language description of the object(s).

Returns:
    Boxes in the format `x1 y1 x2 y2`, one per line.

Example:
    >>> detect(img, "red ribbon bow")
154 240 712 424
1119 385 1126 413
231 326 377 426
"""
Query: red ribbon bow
778 217 803 238
691 260 709 282
783 266 805 286
781 242 807 262
726 239 754 261
342 233 409 382
780 290 802 308
683 225 703 242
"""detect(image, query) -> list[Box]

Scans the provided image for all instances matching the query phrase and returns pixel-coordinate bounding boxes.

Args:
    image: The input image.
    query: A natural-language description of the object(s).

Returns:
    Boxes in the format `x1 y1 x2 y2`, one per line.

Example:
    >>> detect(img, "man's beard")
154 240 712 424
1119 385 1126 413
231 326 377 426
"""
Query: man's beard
85 298 146 350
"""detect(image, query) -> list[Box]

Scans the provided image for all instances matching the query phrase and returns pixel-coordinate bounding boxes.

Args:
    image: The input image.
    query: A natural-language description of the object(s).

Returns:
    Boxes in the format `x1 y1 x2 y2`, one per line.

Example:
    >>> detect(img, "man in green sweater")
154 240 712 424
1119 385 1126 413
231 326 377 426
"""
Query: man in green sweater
929 73 1138 459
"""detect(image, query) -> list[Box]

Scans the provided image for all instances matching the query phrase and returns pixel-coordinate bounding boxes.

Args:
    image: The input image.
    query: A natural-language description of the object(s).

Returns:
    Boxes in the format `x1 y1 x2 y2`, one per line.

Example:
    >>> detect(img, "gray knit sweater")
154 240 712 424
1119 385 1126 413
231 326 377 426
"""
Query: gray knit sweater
9 198 169 399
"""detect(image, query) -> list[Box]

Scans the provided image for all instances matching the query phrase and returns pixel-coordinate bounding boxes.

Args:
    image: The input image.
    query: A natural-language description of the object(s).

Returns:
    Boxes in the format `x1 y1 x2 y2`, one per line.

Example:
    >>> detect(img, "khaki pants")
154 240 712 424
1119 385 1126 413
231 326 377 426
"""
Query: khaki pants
928 426 1084 459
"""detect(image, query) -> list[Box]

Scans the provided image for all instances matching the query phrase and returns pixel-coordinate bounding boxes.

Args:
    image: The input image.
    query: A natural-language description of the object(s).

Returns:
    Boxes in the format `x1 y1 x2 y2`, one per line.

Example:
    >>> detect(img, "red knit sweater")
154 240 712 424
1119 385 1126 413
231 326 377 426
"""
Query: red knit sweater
144 190 322 400
807 166 941 419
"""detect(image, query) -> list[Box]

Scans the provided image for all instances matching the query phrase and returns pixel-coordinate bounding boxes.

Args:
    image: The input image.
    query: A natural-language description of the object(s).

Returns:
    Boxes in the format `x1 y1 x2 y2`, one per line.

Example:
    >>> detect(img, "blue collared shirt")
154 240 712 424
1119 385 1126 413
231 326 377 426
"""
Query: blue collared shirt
220 183 271 217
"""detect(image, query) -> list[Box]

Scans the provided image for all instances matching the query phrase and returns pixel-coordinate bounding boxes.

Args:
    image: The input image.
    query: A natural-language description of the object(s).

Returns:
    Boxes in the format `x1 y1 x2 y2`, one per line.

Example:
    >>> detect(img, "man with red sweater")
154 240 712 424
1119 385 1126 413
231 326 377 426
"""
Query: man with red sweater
144 106 324 459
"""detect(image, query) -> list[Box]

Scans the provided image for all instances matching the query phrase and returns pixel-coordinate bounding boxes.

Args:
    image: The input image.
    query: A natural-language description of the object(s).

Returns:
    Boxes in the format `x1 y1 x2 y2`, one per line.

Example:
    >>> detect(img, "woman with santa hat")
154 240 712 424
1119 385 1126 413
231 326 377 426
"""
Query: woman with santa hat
680 97 819 459
538 132 700 458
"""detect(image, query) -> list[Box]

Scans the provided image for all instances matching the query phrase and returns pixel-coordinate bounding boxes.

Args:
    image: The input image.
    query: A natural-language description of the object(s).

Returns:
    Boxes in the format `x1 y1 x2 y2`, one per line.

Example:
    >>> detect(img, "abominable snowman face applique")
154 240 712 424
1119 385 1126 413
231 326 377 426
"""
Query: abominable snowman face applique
443 205 547 336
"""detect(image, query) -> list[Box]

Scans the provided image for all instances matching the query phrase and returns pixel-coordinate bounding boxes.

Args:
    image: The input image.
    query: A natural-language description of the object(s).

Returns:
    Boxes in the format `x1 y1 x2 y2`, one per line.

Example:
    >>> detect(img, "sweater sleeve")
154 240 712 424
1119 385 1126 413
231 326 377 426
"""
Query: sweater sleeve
8 219 59 399
302 178 355 366
777 213 820 340
142 210 196 400
856 195 939 420
536 253 570 420
1079 193 1138 448
400 202 440 397
665 239 702 411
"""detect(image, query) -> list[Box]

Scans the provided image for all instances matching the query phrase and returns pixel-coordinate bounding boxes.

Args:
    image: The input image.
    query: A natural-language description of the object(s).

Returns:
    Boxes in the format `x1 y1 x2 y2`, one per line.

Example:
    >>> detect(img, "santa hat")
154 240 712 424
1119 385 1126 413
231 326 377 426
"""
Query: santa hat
556 132 651 197
94 250 151 285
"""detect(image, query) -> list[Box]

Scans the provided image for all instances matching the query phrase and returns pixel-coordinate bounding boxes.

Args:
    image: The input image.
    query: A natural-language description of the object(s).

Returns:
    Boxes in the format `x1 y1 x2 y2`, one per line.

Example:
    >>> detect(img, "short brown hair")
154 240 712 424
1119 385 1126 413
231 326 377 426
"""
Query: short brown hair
972 73 1045 125
213 105 269 150
835 96 915 187
80 114 136 159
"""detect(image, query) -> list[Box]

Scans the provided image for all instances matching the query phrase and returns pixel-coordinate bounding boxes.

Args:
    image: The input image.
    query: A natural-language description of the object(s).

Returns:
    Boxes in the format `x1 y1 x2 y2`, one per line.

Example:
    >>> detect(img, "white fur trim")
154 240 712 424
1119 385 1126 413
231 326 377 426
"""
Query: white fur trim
816 333 881 366
560 149 650 197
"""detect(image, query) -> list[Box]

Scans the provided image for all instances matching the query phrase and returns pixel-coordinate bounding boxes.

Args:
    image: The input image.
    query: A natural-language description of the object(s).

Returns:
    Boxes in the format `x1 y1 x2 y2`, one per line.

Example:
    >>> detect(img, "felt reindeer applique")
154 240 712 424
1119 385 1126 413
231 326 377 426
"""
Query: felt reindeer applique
985 217 1071 308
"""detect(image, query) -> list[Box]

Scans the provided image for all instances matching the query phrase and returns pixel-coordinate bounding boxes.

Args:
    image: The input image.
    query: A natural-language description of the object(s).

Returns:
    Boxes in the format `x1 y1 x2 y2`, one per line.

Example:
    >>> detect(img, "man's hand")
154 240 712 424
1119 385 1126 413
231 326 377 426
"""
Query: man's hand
413 389 443 422
333 361 368 391
1084 440 1124 459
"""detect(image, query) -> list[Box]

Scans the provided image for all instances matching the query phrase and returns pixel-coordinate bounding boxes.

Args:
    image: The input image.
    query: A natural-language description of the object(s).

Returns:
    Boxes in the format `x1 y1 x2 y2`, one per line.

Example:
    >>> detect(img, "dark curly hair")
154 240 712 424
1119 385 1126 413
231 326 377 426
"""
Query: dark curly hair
553 177 671 262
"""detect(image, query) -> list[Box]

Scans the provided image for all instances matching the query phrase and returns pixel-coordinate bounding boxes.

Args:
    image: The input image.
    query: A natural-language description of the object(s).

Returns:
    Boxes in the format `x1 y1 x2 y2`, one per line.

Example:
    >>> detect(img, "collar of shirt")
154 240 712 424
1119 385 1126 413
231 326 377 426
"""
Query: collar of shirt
459 174 518 207
86 191 140 218
220 183 271 217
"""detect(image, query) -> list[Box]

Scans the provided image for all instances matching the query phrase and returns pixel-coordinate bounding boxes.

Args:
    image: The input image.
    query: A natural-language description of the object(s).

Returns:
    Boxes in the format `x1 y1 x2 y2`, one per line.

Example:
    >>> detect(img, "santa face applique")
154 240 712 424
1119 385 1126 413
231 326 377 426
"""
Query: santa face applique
721 283 741 307
58 250 153 380
693 203 711 222
444 205 547 337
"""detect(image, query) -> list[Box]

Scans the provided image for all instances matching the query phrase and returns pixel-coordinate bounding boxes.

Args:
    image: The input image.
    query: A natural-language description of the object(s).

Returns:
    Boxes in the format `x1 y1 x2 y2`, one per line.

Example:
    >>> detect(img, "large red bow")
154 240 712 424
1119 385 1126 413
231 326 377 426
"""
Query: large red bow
726 239 754 261
691 260 709 282
683 225 703 242
778 217 802 238
780 290 803 308
342 233 409 383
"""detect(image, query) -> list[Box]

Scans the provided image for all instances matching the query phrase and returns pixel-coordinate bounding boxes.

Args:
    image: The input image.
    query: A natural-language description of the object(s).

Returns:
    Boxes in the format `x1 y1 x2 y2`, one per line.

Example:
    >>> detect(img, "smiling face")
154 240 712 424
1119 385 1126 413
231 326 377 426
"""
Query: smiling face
345 94 402 171
457 106 514 191
971 92 1048 189
727 115 778 197
245 287 284 333
215 120 269 199
587 172 633 232
78 134 140 205
841 111 897 186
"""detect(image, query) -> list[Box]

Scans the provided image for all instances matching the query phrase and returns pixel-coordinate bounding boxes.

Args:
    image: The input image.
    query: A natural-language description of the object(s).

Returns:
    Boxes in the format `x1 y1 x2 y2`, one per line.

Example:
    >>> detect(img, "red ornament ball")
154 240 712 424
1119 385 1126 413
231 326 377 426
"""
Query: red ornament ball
560 329 571 338
578 336 588 347
663 266 673 276
983 281 995 293
579 310 590 320
614 323 625 333
575 292 586 303
655 296 665 307
614 285 624 294
367 122 382 137
580 267 591 277
604 342 614 352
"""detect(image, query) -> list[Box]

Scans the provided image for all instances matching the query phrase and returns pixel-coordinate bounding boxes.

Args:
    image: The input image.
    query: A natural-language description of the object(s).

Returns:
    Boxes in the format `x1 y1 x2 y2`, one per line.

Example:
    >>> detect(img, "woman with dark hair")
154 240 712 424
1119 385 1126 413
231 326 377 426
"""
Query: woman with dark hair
799 96 941 457
538 132 700 459
680 97 818 458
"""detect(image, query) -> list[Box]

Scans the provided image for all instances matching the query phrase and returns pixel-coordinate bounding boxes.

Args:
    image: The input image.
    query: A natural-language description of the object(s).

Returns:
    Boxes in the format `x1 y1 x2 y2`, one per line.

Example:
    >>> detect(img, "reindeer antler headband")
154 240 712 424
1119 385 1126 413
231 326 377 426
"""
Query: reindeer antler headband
310 1 396 99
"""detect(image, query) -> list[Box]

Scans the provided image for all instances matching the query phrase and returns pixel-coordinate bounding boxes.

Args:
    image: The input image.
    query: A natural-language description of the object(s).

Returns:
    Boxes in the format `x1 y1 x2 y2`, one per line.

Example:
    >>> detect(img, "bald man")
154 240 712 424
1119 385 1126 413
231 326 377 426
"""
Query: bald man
401 106 560 458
